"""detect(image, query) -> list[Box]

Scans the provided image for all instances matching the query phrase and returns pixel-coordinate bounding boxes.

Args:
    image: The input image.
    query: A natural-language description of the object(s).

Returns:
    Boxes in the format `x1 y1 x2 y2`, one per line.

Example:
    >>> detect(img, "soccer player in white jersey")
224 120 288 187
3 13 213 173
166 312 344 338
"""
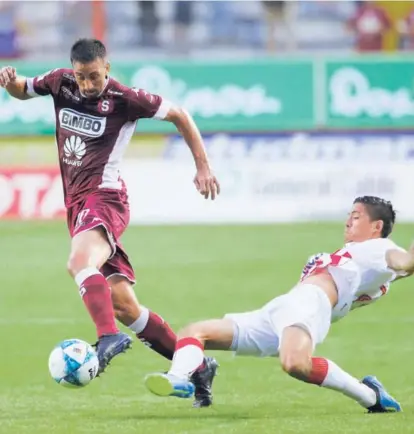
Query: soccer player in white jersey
145 196 411 412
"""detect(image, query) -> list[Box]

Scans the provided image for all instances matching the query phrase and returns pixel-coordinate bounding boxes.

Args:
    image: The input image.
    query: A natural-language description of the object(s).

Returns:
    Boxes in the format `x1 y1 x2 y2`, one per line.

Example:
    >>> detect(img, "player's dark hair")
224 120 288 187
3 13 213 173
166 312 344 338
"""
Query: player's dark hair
353 196 396 238
70 38 107 64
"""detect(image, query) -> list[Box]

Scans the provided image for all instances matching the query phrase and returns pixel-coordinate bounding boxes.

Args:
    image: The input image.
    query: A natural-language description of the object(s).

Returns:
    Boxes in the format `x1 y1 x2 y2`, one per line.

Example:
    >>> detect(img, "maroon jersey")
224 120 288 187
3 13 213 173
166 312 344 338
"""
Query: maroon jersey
26 69 171 207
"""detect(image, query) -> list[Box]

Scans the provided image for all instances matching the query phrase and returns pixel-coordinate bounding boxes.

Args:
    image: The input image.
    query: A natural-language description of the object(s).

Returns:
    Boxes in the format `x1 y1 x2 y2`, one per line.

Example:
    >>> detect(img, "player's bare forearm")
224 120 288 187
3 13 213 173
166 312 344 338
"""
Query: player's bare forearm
3 76 30 100
386 243 414 275
0 66 30 100
164 105 220 200
5 77 31 100
165 107 210 171
401 241 414 274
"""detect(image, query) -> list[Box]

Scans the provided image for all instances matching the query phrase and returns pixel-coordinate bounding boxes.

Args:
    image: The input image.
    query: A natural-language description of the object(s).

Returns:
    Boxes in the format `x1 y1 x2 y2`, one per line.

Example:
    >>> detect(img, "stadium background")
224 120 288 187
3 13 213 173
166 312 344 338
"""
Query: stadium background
1 1 414 433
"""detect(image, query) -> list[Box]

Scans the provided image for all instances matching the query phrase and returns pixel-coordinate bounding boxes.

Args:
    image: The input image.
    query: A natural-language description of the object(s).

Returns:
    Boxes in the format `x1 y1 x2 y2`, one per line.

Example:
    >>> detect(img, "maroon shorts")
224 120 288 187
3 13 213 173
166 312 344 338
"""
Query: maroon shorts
66 189 135 283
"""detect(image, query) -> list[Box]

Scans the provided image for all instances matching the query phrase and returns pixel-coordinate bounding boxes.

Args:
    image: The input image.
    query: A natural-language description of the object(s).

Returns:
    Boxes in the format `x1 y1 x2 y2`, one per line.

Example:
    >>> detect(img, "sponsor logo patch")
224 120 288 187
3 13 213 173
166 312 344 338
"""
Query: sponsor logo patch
63 135 86 167
59 108 106 137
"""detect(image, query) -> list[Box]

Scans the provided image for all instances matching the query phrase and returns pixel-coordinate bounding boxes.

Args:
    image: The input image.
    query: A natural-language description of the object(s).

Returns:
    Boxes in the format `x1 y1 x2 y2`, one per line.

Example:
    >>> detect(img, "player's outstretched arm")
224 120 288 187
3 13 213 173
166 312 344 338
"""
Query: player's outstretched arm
164 106 221 200
386 244 414 275
0 66 31 100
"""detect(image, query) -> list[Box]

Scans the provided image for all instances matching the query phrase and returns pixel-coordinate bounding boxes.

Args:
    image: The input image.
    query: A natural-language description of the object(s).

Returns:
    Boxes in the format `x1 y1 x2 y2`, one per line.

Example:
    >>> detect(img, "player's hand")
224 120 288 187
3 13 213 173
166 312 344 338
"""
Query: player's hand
0 66 17 88
194 167 220 200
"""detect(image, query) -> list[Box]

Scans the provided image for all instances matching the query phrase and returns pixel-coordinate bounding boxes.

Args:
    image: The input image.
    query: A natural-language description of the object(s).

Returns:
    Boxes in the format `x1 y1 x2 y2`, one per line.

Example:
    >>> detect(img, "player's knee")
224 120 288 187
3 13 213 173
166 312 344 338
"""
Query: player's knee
67 229 112 278
67 251 90 278
280 352 311 380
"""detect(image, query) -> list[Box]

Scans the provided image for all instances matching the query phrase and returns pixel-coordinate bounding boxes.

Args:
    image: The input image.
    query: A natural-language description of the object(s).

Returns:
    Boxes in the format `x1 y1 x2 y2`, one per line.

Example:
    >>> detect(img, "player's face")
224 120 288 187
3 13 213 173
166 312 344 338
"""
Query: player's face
344 203 383 243
72 57 109 99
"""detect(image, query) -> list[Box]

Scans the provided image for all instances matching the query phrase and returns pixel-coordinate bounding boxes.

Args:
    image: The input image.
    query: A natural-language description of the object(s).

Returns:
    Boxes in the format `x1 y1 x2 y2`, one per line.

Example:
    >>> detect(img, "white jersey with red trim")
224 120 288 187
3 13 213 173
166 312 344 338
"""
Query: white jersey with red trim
300 238 406 322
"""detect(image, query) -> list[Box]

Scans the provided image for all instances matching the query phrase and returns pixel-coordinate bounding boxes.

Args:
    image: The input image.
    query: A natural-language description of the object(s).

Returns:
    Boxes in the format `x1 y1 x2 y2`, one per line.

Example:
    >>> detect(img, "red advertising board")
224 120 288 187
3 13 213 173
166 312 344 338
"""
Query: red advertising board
0 167 65 219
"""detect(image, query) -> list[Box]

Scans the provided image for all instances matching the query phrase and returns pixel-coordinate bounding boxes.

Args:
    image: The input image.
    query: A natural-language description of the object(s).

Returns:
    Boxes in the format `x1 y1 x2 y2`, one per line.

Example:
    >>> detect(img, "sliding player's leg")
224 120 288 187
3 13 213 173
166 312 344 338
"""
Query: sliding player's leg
278 323 401 413
145 318 232 400
144 295 295 402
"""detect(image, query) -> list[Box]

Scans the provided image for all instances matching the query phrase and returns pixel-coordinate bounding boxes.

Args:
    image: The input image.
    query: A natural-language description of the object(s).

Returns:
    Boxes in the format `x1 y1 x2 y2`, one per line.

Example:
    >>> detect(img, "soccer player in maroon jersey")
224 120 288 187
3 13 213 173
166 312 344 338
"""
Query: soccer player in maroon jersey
0 38 220 407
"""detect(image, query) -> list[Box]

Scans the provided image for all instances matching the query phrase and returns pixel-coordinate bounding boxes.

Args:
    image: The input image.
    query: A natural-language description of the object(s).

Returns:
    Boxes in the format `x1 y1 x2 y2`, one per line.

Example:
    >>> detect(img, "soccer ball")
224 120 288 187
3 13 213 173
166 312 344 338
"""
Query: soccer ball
48 339 99 388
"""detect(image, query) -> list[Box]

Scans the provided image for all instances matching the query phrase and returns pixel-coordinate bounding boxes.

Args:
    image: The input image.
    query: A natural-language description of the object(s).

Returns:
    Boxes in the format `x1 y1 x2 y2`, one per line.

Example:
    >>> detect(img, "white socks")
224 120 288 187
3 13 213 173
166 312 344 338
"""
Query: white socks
169 338 204 379
321 359 376 408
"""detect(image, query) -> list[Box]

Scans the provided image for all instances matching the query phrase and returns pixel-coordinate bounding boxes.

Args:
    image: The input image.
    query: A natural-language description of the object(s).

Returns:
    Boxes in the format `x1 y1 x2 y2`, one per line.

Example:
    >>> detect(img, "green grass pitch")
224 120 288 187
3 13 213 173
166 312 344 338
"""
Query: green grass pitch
1 221 414 434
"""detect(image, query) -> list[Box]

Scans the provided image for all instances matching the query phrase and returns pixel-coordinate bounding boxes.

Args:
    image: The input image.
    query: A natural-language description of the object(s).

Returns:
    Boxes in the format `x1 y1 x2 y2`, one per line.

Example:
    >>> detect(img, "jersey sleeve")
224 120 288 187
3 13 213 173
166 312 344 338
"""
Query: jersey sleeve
299 249 354 282
300 252 325 281
25 68 63 98
126 87 173 121
383 239 409 279
364 238 408 278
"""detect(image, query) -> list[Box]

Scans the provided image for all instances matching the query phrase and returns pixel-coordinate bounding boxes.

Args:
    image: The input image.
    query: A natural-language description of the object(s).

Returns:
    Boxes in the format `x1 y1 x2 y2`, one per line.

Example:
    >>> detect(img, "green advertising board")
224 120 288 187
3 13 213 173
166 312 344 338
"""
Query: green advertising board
0 59 314 135
1 56 414 135
325 58 414 129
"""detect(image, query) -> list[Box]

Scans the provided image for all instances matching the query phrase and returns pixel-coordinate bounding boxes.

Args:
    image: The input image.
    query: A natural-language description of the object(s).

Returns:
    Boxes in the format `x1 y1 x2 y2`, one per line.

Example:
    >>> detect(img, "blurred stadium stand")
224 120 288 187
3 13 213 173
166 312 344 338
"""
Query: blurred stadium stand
0 1 372 60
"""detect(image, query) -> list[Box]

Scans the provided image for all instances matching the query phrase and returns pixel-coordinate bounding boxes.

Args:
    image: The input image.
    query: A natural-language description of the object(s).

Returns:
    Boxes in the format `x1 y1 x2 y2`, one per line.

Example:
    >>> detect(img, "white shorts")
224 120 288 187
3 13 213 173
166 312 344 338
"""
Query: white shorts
224 284 332 357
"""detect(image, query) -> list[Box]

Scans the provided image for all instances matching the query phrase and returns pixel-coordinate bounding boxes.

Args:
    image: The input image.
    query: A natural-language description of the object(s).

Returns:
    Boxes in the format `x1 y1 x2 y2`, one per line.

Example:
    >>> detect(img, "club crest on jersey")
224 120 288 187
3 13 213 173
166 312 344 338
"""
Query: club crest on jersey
59 108 106 137
98 99 113 114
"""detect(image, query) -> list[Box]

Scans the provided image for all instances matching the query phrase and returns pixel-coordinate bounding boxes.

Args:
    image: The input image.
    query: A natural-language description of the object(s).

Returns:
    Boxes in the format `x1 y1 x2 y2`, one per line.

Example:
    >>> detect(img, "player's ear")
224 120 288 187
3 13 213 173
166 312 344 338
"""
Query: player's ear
374 219 384 236
105 61 111 77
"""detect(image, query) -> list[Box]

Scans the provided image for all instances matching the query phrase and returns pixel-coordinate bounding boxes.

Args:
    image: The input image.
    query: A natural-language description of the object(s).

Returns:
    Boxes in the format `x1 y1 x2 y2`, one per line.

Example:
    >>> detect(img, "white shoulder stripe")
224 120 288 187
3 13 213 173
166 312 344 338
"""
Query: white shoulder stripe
153 99 173 120
26 77 40 98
